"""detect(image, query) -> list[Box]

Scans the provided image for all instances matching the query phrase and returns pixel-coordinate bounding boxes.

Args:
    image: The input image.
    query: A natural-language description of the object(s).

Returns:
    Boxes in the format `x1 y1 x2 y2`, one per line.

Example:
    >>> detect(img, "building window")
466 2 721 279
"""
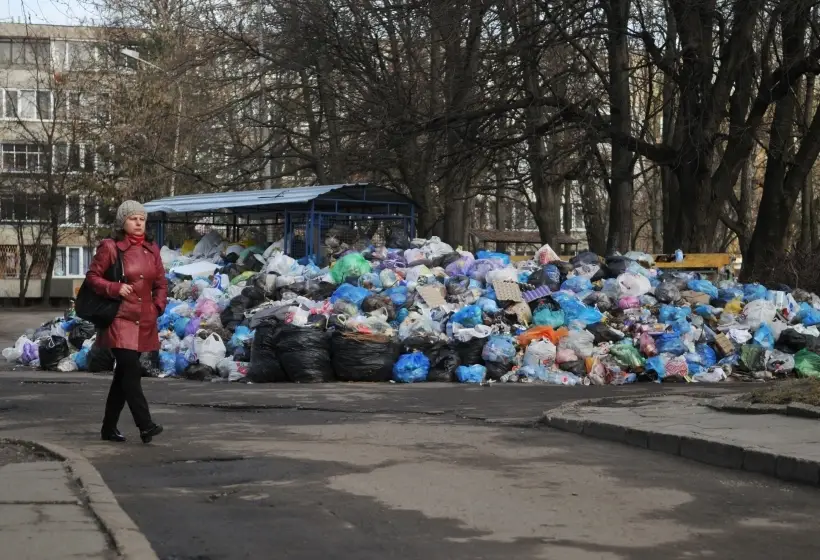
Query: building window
2 90 53 120
53 246 92 277
3 90 17 118
67 195 82 223
1 144 46 172
0 39 49 66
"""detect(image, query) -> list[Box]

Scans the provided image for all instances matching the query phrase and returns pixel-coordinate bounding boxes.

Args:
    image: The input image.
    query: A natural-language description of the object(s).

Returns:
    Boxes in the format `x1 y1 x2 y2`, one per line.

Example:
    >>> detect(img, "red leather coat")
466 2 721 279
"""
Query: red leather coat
85 238 168 352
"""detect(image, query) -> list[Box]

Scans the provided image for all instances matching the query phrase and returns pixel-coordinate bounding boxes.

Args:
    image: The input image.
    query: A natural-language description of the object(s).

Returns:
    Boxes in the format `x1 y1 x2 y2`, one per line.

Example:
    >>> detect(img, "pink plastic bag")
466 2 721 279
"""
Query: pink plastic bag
618 296 641 310
639 332 657 357
555 348 578 364
195 298 220 317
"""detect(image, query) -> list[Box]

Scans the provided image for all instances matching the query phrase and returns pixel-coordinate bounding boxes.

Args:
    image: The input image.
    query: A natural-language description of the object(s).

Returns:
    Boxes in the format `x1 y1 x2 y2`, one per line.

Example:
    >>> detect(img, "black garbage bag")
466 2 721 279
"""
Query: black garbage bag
426 342 460 382
39 336 69 371
570 251 600 268
139 351 160 377
439 252 462 269
275 324 335 383
184 363 217 381
388 229 412 250
220 301 246 332
485 361 509 381
331 331 399 382
454 338 485 366
559 359 587 376
247 324 288 383
68 321 95 350
587 322 625 344
446 275 470 296
306 281 337 300
552 261 574 279
527 265 562 291
242 286 266 307
233 340 252 362
655 282 681 304
604 256 634 278
87 344 115 372
361 295 396 321
775 329 814 354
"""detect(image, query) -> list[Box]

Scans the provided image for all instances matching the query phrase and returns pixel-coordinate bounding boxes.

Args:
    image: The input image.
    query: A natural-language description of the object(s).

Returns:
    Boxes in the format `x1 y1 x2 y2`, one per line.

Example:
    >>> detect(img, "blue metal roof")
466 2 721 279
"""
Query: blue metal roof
144 184 355 214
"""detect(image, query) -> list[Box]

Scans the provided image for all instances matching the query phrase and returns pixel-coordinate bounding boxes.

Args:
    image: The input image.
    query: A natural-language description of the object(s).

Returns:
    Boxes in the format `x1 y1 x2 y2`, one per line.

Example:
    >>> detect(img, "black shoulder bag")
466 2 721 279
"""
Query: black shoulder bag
75 245 125 328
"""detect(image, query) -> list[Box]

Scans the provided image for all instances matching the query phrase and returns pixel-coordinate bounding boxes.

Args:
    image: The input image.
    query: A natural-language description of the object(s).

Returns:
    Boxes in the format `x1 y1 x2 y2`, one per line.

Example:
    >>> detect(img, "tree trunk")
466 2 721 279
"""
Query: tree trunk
605 0 634 253
562 181 572 234
743 3 813 278
802 23 817 252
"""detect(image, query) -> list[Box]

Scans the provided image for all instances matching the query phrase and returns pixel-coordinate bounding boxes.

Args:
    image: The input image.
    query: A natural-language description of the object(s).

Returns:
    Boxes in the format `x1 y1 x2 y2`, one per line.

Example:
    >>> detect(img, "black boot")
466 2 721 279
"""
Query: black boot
140 424 163 444
101 428 126 442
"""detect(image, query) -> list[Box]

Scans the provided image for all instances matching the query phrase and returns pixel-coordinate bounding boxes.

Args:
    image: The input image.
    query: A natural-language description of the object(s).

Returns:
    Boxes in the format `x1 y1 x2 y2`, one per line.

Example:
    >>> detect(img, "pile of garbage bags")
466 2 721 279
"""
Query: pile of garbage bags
8 230 820 386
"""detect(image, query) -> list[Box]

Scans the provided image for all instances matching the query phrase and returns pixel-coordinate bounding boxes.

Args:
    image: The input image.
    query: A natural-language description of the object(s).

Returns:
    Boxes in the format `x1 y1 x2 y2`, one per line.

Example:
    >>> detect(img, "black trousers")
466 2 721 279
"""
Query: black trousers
102 349 153 432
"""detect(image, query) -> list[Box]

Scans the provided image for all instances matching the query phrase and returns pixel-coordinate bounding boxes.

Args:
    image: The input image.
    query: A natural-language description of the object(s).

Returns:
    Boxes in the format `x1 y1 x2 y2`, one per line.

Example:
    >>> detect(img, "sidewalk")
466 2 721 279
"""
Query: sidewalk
0 440 158 560
543 394 820 486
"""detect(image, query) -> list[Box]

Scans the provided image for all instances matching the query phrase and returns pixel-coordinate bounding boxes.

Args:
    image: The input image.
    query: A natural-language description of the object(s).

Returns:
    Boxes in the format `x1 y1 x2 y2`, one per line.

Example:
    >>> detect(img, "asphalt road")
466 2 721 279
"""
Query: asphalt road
1 370 819 560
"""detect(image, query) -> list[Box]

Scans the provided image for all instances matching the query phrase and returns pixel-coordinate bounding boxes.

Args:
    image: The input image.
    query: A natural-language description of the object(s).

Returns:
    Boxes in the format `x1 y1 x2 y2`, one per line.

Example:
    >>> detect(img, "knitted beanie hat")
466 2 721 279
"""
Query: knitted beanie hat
115 200 147 229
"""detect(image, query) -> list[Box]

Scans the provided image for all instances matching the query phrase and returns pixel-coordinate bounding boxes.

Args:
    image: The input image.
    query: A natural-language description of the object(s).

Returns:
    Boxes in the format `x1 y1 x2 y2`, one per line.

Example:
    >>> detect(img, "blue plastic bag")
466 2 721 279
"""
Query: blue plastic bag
544 265 561 285
456 364 487 383
687 279 718 299
229 326 253 350
393 353 430 383
693 305 718 319
743 283 768 302
552 292 603 326
719 287 744 301
173 317 191 339
657 333 687 356
476 297 500 315
395 308 409 325
330 284 370 308
358 273 383 291
796 302 820 326
476 251 510 265
645 355 666 375
159 351 176 376
73 347 89 370
696 344 717 368
384 286 409 306
659 305 690 323
174 353 189 375
561 276 593 293
482 335 517 364
518 271 532 284
669 319 691 335
452 305 483 328
533 307 565 328
753 324 775 349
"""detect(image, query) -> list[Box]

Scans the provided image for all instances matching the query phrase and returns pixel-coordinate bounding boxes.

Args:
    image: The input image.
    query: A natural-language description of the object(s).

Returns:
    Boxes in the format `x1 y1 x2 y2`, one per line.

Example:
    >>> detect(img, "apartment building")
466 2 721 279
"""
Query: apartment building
0 22 129 300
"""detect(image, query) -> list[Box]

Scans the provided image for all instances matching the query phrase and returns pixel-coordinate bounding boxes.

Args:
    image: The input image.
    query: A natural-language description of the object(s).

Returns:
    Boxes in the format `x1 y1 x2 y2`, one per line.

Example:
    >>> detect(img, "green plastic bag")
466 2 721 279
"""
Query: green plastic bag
331 253 372 284
230 271 256 285
609 342 645 369
794 348 820 378
533 307 565 328
738 344 765 372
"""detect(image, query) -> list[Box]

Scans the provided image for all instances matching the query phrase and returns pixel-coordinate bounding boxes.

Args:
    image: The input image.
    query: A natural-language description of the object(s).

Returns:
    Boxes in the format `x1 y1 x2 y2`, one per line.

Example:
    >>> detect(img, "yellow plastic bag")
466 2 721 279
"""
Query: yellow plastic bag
180 239 196 255
724 299 743 314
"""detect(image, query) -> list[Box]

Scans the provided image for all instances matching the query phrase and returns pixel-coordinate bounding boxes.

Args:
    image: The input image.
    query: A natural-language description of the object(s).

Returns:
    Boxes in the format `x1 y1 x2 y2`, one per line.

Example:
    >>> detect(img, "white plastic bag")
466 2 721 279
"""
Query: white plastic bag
422 237 454 259
196 333 226 369
486 267 519 284
266 252 298 276
740 299 776 330
452 323 493 342
617 273 652 297
524 340 557 368
57 356 78 372
559 329 595 358
192 230 224 258
3 335 29 363
535 244 560 265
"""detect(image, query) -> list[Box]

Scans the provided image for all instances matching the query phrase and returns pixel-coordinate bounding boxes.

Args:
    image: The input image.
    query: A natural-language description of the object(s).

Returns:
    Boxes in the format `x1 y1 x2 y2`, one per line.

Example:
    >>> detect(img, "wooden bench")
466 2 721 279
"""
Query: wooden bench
510 253 735 278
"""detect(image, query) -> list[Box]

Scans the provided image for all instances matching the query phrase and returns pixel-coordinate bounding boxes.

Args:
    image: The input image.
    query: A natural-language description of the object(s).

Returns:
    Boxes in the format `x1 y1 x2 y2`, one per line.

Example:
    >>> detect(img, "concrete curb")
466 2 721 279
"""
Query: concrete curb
1 438 159 560
541 401 820 487
706 394 820 419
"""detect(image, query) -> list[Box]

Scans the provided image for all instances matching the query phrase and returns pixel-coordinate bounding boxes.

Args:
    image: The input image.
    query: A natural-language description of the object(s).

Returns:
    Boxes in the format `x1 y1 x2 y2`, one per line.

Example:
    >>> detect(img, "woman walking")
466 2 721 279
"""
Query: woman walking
86 200 167 443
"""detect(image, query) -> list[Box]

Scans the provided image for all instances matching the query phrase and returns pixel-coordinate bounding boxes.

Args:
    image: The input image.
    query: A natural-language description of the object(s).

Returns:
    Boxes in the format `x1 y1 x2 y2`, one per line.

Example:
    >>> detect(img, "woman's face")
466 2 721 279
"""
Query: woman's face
123 214 146 236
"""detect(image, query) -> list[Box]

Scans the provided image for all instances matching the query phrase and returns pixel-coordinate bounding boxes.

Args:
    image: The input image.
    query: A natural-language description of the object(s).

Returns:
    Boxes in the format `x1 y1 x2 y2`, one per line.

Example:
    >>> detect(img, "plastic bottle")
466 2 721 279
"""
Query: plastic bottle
674 249 684 262
545 371 580 386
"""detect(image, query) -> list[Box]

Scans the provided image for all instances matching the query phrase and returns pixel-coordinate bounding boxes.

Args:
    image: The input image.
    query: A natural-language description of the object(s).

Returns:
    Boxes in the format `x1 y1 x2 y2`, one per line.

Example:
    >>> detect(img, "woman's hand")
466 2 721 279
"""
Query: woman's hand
119 284 134 298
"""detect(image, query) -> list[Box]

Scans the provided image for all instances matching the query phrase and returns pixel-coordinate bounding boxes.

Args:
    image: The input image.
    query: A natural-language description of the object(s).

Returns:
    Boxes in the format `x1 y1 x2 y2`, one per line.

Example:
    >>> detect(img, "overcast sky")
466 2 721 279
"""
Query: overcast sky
3 0 98 25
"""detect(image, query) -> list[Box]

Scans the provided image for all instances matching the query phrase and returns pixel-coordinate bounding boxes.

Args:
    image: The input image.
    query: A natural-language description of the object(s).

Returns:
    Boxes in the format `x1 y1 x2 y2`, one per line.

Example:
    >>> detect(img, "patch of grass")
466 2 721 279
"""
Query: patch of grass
747 378 820 407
